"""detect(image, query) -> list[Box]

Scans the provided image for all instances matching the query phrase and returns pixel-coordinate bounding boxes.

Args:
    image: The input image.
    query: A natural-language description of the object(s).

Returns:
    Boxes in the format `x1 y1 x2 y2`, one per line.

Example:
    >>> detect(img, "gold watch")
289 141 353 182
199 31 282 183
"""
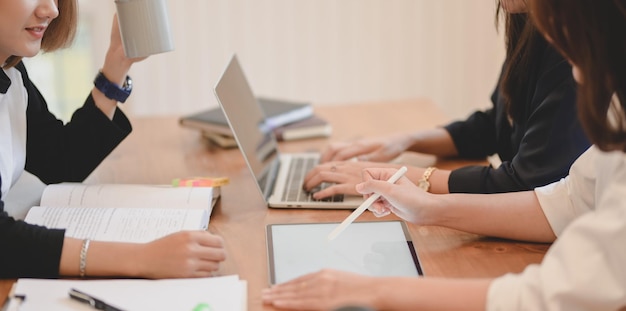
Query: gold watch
418 167 437 192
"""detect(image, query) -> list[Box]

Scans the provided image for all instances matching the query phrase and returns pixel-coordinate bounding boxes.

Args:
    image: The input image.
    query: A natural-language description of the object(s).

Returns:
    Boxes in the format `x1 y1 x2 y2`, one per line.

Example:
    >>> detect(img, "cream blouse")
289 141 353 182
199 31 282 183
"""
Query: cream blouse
488 146 626 310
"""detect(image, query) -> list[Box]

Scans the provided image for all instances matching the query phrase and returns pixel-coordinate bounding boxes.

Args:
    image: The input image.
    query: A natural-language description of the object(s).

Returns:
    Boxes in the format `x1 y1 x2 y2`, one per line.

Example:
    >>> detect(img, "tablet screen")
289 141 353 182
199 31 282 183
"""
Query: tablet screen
266 220 423 284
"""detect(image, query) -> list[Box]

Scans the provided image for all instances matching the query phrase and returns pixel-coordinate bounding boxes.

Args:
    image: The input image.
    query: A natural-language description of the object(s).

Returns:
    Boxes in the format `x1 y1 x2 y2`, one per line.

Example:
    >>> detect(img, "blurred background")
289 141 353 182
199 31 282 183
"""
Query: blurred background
24 0 505 122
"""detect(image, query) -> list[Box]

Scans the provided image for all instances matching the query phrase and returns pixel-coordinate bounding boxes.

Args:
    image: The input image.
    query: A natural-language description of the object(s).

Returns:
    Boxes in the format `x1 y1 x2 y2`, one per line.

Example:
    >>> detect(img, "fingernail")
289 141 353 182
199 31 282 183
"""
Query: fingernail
355 183 364 193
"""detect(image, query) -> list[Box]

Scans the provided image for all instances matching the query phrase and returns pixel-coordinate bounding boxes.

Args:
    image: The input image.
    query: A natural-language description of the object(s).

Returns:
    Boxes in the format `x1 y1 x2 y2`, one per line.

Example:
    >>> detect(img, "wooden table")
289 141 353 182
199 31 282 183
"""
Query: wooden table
0 99 549 310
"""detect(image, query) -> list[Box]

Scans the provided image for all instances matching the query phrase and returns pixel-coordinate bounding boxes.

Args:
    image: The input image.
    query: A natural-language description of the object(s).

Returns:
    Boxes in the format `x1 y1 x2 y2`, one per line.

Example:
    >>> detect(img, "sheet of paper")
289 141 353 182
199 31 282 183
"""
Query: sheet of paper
25 206 208 242
41 183 213 211
13 275 247 311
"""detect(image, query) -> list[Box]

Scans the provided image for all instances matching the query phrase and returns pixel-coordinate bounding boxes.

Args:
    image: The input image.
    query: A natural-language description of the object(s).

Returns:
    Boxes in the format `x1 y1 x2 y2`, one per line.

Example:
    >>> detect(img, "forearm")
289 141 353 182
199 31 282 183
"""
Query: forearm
404 166 452 194
59 231 225 279
429 191 556 242
92 41 134 119
59 237 141 277
373 277 491 311
405 128 459 158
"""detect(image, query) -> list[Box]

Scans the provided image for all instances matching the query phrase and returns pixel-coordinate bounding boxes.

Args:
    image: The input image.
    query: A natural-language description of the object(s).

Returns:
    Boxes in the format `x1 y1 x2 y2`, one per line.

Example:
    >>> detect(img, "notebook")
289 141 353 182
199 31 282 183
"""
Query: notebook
266 221 424 284
214 54 363 209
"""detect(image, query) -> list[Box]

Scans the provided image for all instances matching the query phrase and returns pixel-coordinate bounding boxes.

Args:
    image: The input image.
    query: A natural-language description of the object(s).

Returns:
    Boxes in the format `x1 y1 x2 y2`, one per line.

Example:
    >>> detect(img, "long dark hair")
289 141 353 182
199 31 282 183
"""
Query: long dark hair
530 0 626 152
497 1 546 123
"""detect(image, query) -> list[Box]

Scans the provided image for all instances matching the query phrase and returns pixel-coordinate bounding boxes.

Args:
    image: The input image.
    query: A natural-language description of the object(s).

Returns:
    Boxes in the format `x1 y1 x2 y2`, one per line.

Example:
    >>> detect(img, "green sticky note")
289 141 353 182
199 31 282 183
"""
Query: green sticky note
192 303 213 311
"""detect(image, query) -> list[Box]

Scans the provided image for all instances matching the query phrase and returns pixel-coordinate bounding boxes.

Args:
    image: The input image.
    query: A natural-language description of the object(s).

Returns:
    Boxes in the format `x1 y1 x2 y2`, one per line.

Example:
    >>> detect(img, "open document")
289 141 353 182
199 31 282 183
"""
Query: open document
11 275 246 311
24 183 215 243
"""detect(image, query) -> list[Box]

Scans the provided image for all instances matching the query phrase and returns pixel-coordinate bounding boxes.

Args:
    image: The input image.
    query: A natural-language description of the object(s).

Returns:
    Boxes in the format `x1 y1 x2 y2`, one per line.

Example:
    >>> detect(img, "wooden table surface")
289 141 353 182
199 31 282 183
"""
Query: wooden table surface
0 99 549 310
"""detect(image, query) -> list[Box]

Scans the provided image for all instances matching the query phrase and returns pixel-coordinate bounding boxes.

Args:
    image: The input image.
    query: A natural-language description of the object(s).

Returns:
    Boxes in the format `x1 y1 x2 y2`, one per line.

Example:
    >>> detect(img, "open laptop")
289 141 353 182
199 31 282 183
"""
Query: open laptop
214 54 363 209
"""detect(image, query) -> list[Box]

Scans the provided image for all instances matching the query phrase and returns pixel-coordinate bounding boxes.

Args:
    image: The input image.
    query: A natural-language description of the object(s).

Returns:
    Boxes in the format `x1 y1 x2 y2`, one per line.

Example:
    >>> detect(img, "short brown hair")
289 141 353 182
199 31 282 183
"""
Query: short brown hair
530 0 626 152
4 0 78 68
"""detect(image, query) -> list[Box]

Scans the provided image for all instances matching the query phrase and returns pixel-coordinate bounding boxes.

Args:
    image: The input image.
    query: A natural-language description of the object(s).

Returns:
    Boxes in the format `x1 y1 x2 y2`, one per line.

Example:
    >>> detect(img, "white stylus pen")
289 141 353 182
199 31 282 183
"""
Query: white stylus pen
327 166 408 240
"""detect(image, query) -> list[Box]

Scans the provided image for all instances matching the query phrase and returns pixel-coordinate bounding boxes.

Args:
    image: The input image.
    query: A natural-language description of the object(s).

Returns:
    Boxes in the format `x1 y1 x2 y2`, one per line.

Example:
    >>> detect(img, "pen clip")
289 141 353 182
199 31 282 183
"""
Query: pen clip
69 288 124 311
69 288 97 308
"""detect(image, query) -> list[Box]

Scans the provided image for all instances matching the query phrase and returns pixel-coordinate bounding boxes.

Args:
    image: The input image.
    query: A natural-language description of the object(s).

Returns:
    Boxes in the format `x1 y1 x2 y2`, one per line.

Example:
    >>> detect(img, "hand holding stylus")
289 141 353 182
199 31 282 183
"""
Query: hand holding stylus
328 166 408 240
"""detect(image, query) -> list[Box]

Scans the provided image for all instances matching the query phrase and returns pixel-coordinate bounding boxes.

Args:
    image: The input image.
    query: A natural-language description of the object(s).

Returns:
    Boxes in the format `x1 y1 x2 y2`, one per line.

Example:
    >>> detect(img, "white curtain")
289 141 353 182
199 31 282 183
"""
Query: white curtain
85 0 504 119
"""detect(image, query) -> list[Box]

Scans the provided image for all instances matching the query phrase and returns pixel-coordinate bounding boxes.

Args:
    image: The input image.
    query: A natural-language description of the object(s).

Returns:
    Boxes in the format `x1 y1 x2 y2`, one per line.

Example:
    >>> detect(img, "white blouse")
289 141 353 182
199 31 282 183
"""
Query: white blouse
487 146 626 310
0 67 28 198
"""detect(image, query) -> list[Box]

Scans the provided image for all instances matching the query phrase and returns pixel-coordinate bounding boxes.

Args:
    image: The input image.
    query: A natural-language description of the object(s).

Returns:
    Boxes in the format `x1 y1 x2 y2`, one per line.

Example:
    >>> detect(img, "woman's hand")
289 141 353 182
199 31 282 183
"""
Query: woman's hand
357 167 438 224
102 14 147 81
320 133 415 163
303 161 400 200
93 14 149 118
135 231 226 279
262 269 379 311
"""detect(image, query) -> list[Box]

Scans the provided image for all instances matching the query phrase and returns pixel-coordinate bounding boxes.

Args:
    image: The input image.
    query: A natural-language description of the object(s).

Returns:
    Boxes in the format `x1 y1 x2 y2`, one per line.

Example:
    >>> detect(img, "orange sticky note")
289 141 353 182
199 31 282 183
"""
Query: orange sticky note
172 177 230 187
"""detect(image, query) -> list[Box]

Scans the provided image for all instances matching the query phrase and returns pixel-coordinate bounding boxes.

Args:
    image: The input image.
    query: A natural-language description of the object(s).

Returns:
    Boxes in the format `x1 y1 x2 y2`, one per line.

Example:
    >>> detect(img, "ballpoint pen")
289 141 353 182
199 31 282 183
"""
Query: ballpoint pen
69 288 124 311
328 166 408 240
0 295 25 311
1 283 24 311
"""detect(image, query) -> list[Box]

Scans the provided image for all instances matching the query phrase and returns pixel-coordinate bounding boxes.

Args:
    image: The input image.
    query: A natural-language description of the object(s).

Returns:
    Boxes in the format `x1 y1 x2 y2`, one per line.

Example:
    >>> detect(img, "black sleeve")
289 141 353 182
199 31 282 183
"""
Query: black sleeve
16 62 132 184
447 54 589 193
444 107 499 159
0 177 65 278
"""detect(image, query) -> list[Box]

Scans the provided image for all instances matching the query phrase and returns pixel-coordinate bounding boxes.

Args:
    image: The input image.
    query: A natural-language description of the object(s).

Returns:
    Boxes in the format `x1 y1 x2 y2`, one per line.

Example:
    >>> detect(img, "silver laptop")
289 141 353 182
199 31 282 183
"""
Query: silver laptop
214 54 363 209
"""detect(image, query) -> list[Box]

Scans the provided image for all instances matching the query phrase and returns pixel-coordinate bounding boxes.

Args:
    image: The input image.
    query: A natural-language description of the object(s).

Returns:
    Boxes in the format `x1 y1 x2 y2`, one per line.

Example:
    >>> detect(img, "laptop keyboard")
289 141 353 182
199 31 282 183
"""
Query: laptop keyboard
283 157 344 202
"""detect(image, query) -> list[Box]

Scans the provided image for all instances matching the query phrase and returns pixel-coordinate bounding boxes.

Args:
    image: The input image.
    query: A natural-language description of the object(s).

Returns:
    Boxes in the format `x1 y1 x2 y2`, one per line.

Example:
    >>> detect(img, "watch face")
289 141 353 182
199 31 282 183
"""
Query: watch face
418 180 430 191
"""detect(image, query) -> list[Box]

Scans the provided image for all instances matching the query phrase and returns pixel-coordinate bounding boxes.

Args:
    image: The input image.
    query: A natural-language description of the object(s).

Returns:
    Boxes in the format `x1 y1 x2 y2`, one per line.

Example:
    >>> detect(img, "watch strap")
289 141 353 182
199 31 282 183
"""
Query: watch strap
93 71 132 103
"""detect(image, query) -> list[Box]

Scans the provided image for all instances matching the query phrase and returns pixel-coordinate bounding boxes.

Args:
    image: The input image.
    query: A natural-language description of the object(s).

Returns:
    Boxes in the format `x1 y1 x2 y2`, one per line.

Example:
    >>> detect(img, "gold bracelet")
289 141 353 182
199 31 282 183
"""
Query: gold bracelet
418 167 437 192
79 239 90 278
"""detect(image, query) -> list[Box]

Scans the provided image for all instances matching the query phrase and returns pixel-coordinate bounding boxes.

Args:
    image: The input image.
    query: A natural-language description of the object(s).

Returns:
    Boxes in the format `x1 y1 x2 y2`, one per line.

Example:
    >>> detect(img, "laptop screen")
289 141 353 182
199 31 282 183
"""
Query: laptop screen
214 55 280 200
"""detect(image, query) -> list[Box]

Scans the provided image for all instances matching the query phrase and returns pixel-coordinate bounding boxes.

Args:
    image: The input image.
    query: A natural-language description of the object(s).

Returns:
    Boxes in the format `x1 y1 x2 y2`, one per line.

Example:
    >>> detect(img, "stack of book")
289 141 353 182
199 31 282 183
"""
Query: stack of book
179 97 332 148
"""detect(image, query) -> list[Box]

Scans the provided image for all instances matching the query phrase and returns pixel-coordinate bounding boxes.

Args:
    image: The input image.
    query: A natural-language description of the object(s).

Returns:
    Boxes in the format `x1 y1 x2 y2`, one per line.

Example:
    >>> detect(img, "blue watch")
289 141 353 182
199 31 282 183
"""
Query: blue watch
93 71 132 103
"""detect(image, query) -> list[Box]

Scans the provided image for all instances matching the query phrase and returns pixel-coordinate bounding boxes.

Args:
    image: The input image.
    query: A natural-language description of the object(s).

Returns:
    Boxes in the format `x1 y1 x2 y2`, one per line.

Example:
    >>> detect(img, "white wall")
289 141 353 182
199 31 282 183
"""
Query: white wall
86 0 505 120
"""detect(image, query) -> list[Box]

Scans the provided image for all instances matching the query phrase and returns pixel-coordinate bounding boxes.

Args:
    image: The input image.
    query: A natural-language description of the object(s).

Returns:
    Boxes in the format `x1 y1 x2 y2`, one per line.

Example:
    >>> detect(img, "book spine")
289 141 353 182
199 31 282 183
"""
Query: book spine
265 106 314 128
275 125 332 141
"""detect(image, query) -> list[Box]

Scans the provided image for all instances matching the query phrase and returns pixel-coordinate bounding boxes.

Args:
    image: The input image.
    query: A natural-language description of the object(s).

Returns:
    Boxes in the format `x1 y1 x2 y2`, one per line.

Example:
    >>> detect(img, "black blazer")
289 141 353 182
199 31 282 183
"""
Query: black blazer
445 40 590 193
0 62 131 278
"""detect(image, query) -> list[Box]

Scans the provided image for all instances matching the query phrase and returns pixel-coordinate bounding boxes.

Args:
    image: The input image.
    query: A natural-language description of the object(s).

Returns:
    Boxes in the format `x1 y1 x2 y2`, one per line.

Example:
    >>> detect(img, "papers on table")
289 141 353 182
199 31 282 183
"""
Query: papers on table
12 275 246 311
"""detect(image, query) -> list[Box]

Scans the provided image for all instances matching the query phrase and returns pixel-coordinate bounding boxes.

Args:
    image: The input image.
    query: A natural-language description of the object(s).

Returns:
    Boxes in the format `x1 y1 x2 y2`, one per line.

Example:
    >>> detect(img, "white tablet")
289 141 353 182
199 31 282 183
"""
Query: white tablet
266 220 424 284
